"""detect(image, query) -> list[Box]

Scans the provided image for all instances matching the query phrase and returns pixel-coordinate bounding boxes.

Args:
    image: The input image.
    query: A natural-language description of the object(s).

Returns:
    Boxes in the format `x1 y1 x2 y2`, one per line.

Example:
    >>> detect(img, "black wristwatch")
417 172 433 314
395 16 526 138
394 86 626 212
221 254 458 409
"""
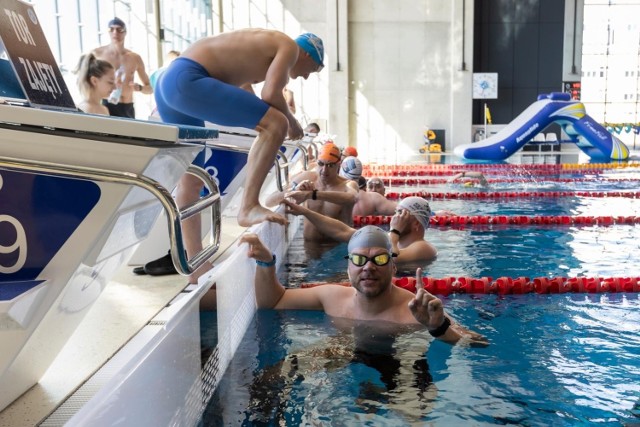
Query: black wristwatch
428 316 451 337
389 229 401 236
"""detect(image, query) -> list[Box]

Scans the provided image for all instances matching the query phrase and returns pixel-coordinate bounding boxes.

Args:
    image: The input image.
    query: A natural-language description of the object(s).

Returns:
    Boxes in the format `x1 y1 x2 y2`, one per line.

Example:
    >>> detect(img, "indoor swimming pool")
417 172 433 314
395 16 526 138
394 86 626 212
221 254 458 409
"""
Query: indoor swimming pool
200 159 640 426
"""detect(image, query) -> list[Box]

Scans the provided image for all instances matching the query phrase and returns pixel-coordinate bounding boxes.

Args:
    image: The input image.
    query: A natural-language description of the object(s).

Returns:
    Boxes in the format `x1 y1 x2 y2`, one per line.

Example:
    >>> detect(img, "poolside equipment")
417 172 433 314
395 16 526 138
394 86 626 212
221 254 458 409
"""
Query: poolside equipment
453 92 630 161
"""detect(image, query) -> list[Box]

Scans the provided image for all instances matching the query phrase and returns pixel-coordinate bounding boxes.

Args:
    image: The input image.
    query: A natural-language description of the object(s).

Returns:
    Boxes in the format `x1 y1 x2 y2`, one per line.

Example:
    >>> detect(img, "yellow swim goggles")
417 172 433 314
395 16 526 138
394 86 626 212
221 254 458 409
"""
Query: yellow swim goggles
345 252 395 267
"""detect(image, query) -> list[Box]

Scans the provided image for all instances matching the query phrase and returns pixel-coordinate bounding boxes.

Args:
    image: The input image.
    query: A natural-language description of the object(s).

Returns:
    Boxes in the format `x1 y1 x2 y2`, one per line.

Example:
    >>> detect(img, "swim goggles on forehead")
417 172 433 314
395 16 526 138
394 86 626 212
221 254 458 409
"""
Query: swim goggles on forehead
345 252 396 267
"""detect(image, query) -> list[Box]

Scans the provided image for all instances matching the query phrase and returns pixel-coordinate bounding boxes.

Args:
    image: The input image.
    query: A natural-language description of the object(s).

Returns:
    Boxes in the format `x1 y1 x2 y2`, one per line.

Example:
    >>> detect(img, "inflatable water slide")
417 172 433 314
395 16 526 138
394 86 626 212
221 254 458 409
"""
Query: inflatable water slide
454 92 630 161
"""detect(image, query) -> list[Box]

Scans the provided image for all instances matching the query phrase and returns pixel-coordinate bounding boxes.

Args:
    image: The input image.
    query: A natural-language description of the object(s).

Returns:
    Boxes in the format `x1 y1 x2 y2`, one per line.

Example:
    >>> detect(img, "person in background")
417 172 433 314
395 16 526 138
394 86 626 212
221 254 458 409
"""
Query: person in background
304 122 320 135
338 157 398 217
149 50 180 90
338 156 363 183
267 143 358 242
73 53 115 115
239 226 486 345
283 196 437 264
93 17 153 118
366 176 388 196
283 86 296 114
447 170 488 187
342 146 358 159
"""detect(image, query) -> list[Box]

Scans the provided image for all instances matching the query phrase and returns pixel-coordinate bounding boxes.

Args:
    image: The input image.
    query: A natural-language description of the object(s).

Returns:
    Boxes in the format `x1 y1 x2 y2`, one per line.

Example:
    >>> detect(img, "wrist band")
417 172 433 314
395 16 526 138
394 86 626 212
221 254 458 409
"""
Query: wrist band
312 189 318 200
428 316 451 337
255 253 276 267
389 229 401 236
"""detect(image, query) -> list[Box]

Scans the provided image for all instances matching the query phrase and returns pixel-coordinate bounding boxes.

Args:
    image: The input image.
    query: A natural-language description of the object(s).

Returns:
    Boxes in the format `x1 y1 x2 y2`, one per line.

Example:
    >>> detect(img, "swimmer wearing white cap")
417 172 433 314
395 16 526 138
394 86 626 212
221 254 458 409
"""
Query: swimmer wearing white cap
239 229 487 346
282 196 437 264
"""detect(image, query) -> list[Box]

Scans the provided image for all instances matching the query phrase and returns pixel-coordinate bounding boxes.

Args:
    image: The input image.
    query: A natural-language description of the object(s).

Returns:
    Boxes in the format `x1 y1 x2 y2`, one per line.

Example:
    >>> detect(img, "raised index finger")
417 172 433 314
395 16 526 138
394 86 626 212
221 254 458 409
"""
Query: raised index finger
415 268 424 291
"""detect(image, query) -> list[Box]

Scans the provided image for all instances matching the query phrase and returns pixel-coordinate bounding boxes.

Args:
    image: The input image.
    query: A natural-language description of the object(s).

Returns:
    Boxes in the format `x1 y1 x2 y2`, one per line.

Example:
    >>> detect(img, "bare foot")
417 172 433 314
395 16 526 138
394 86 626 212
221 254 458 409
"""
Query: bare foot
238 204 288 227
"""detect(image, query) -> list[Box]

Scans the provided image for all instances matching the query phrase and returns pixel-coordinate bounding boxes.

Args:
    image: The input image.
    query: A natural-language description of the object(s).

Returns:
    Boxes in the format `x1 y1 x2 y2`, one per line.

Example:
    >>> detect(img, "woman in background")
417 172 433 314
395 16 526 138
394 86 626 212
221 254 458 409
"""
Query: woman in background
74 53 115 115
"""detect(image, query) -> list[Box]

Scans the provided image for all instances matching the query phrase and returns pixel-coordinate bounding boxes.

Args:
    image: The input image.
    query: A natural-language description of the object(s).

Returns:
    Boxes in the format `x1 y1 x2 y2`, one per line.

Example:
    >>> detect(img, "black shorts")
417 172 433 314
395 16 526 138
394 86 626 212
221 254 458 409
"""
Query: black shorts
102 100 135 118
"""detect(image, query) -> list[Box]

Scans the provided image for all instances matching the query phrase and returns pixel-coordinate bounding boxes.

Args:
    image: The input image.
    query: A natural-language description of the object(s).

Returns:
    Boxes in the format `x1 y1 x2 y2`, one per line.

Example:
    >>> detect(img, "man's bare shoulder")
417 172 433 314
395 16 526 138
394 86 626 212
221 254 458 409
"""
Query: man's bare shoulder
326 176 358 192
123 48 143 60
92 45 109 56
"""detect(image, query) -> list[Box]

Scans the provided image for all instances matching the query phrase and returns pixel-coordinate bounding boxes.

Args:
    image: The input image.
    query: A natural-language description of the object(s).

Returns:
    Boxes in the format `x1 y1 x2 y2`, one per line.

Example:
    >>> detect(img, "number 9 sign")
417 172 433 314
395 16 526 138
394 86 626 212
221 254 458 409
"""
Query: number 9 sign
0 214 27 274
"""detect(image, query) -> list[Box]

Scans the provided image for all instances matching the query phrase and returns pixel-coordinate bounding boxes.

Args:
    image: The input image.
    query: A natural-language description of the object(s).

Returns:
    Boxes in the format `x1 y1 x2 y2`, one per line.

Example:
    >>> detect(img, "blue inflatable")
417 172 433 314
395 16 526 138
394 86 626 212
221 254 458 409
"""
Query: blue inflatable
455 93 629 161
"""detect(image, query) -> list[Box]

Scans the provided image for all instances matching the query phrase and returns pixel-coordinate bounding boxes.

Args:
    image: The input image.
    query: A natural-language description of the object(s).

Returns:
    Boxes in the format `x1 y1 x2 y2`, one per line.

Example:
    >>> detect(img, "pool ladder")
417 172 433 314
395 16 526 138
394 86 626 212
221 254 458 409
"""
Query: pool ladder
210 136 317 191
0 155 221 276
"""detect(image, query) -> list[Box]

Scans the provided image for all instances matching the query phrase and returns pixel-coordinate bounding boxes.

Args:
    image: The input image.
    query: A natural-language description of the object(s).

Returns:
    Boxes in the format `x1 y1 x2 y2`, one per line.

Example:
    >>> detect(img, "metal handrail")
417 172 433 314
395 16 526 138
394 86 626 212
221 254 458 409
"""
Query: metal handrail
275 150 289 191
0 156 220 276
208 139 310 192
283 141 309 170
205 141 285 190
306 140 319 162
170 165 221 274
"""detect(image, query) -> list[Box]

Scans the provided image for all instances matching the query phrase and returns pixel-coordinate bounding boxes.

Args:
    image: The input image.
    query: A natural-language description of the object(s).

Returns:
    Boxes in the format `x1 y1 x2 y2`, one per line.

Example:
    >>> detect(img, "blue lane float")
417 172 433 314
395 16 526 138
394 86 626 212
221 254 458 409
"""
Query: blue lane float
455 92 630 161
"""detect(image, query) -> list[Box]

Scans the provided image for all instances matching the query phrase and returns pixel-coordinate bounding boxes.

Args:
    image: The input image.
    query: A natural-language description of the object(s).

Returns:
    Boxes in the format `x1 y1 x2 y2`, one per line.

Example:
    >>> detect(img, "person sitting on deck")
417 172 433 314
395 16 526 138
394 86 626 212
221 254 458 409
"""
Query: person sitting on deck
239 226 486 346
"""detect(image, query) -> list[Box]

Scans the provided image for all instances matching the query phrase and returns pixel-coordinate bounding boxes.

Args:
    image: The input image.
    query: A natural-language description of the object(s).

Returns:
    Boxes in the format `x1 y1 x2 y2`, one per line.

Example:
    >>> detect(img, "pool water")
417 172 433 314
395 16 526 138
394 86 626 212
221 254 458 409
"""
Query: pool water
200 164 640 426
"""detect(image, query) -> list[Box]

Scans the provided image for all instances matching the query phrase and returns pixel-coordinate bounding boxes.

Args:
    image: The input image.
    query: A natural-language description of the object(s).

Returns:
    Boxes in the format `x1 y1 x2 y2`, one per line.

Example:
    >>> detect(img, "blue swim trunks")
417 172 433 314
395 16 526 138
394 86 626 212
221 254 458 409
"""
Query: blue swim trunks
155 57 270 167
155 57 270 130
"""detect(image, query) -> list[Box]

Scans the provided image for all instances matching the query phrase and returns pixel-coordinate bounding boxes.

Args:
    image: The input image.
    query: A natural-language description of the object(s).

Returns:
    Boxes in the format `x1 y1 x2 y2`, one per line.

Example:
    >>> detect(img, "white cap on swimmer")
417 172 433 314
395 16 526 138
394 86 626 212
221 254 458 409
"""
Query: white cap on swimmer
348 225 392 253
397 196 433 230
339 156 363 180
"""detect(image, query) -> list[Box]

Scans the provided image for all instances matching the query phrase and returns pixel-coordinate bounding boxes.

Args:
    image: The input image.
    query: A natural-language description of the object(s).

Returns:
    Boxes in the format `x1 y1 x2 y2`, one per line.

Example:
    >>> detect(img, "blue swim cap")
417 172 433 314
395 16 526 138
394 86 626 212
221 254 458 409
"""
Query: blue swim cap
108 17 126 30
295 33 324 67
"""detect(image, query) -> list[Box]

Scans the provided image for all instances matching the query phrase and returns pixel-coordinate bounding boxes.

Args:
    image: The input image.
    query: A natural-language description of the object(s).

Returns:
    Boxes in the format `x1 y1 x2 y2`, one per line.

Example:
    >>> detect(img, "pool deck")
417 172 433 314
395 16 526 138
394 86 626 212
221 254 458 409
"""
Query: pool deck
0 215 247 427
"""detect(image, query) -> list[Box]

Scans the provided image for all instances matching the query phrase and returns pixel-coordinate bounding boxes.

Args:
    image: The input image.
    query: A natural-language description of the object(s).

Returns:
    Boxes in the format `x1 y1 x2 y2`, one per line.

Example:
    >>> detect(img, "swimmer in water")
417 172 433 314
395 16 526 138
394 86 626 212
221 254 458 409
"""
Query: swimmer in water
447 171 488 187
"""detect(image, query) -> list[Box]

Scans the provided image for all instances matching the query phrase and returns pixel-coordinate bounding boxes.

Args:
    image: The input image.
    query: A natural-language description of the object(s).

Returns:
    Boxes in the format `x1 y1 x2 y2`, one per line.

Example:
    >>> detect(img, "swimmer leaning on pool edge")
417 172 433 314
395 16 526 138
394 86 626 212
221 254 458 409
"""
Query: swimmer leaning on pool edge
239 226 488 347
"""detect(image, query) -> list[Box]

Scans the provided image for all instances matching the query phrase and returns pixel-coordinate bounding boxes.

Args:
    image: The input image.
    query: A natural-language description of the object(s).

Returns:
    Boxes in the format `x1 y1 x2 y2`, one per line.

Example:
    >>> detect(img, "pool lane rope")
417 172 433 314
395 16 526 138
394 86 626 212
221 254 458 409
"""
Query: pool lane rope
301 276 640 295
379 176 640 185
363 162 640 175
354 214 640 227
384 190 640 200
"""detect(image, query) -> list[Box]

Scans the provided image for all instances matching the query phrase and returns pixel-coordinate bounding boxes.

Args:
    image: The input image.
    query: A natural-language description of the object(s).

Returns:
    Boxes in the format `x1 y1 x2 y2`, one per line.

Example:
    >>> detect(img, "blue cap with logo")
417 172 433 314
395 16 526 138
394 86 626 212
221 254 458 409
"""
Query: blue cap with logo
295 33 324 67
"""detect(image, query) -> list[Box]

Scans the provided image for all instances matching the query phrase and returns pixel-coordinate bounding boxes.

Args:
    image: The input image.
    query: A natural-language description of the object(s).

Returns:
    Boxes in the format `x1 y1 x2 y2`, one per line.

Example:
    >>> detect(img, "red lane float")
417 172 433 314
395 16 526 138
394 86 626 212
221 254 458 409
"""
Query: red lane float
362 162 640 175
353 214 640 227
365 169 607 177
384 190 640 200
300 276 640 295
376 177 640 186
